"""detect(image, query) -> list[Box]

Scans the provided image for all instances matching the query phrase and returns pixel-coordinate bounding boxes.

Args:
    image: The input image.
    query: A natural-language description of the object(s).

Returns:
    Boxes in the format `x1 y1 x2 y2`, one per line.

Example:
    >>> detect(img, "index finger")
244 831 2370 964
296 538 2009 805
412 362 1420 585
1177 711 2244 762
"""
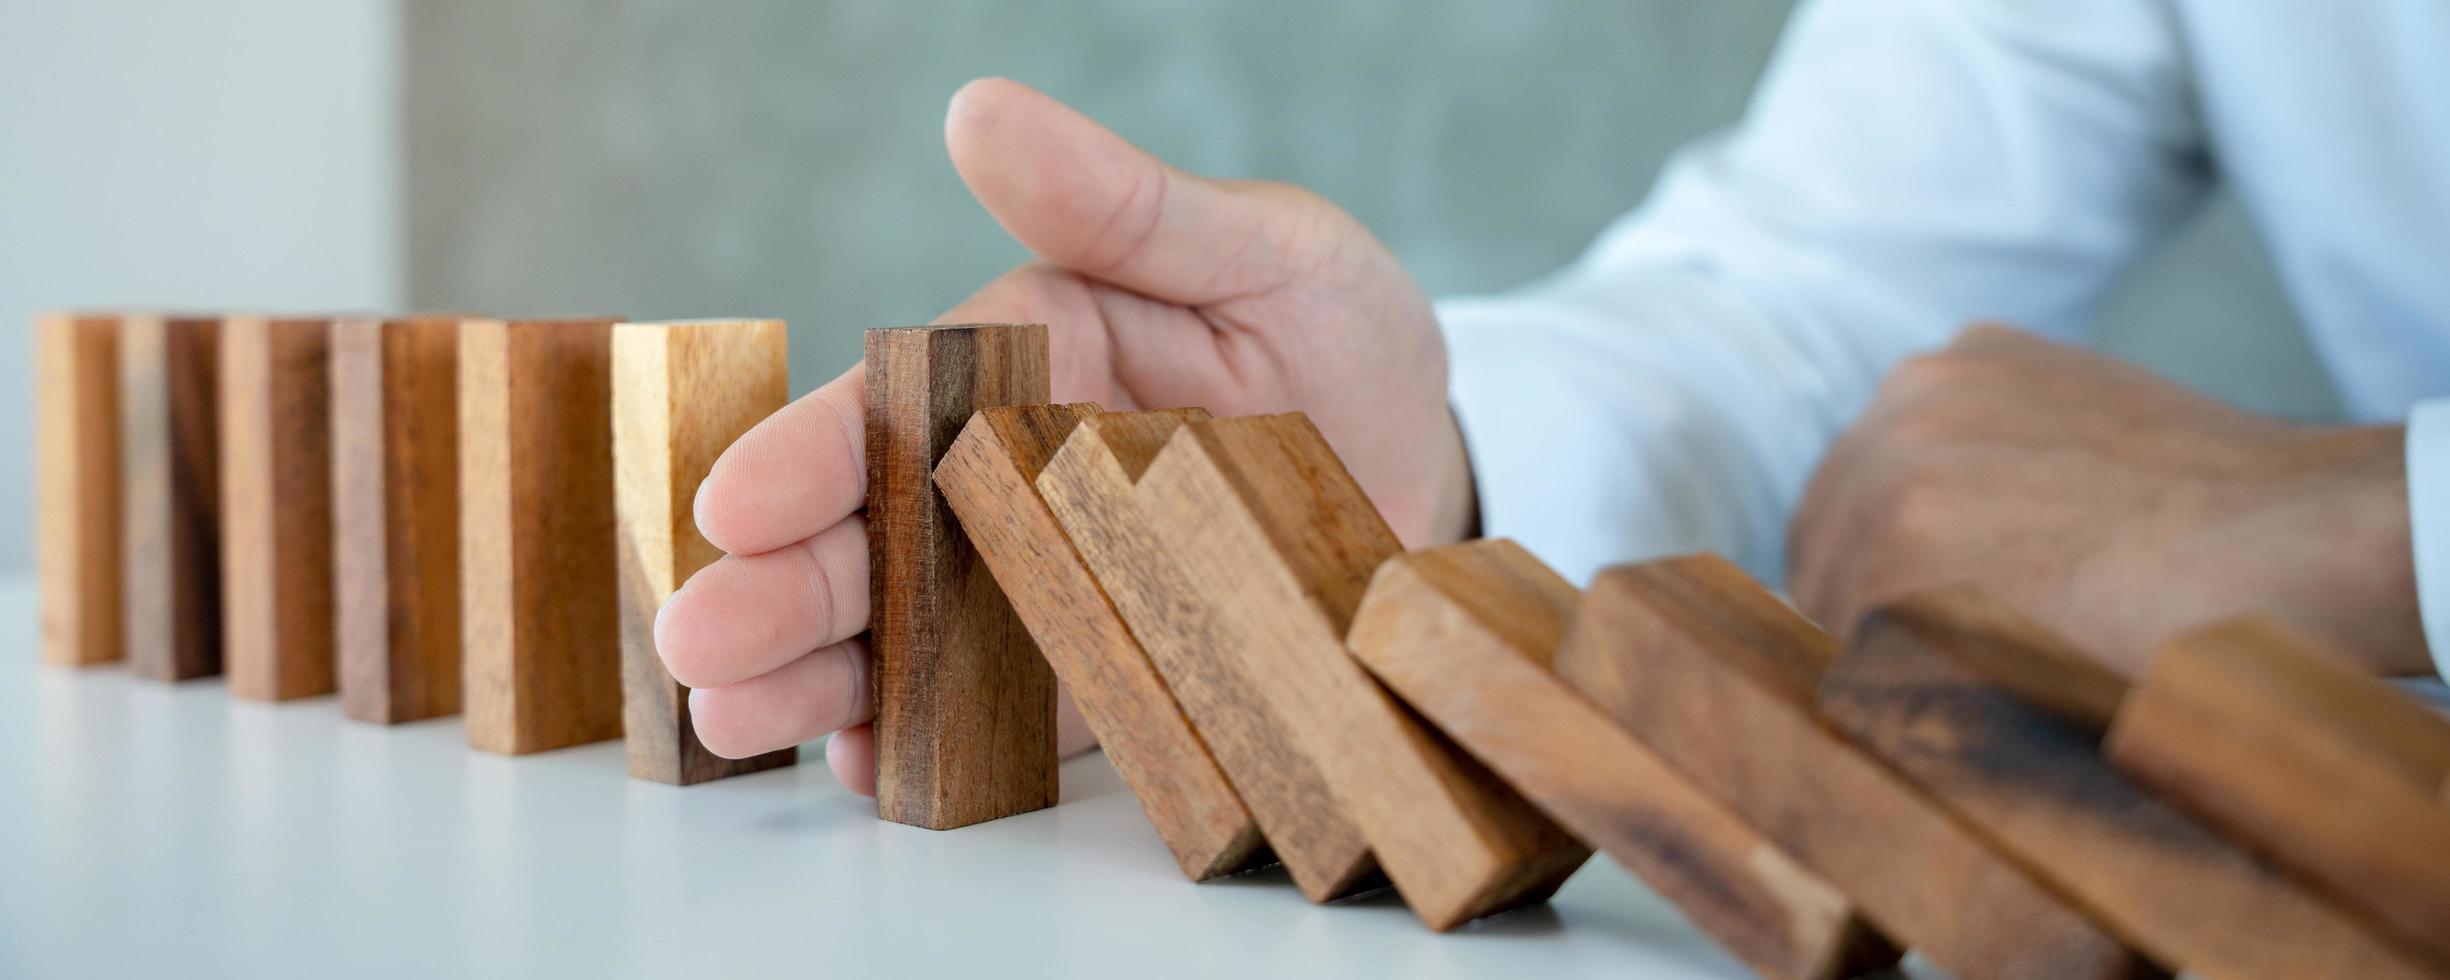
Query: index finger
694 362 867 557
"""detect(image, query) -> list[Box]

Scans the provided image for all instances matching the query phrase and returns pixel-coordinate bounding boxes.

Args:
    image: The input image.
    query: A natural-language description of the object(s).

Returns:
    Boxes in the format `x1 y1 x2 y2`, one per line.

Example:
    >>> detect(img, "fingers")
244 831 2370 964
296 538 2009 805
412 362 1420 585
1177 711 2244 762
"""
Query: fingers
694 362 867 558
655 517 869 691
825 725 877 797
686 638 871 760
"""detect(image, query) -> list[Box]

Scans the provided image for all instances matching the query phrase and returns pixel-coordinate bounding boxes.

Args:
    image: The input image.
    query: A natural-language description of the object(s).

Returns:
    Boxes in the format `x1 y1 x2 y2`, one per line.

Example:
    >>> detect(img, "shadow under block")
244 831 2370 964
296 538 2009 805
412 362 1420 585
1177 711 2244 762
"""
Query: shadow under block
936 403 1265 879
1347 540 1893 979
333 317 465 724
611 319 797 785
36 313 124 666
459 319 623 755
865 324 1058 829
1827 595 2437 980
120 314 224 681
1037 410 1377 900
1559 556 2146 980
220 316 338 701
1136 414 1590 931
2105 617 2450 972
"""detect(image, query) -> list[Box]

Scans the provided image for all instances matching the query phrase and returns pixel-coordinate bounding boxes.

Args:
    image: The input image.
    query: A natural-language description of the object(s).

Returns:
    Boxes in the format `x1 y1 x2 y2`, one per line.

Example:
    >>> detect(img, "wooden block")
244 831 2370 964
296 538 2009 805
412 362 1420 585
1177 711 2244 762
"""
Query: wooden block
2106 616 2450 971
1136 414 1589 931
1038 410 1378 900
1349 539 1894 977
611 319 798 785
332 316 465 724
1827 592 2438 979
220 315 338 701
459 318 623 754
120 314 224 681
1560 556 2147 980
865 324 1058 829
36 313 124 667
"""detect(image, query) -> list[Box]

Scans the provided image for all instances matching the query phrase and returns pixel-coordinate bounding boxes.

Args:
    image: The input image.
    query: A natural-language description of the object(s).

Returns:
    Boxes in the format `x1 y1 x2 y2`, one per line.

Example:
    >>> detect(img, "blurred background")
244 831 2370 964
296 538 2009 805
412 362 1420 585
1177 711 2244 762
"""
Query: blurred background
2 0 2335 577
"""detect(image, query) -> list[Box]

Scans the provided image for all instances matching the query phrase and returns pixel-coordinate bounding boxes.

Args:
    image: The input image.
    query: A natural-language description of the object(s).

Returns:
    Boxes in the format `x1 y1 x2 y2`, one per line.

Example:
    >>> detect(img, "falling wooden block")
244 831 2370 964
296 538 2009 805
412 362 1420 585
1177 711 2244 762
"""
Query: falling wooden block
611 319 798 785
1348 539 1894 977
332 316 466 724
36 313 124 667
120 314 224 681
459 318 623 755
220 315 338 701
1827 591 2438 980
1137 414 1589 931
1038 410 1377 900
1561 556 2146 980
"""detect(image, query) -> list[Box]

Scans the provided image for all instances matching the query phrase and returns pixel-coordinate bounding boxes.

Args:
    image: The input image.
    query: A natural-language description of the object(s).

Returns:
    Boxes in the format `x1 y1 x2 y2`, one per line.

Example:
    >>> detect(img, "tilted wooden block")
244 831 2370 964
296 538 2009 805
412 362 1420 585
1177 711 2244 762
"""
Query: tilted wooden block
935 403 1264 879
221 315 338 701
36 313 124 667
1038 410 1377 900
1137 414 1589 931
120 314 225 681
332 316 465 724
1561 556 2145 980
612 319 797 785
865 324 1057 828
1827 591 2438 979
459 318 623 754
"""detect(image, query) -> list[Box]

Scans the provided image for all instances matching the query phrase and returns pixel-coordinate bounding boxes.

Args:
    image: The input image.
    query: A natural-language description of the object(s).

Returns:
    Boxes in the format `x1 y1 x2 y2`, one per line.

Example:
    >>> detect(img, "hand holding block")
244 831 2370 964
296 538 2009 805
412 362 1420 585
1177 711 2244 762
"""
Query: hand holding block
1828 592 2437 979
612 319 797 785
460 318 623 754
935 403 1265 878
36 313 124 667
866 324 1057 828
221 315 338 701
1561 556 2145 980
1137 414 1588 931
1038 410 1376 900
333 316 465 724
1348 540 1893 978
120 314 224 681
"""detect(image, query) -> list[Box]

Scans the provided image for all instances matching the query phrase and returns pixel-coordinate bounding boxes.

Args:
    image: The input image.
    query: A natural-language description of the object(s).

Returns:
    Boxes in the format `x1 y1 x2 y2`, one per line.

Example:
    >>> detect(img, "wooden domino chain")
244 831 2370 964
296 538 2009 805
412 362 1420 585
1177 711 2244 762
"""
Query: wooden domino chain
35 313 124 667
331 316 466 724
220 315 339 701
120 313 225 681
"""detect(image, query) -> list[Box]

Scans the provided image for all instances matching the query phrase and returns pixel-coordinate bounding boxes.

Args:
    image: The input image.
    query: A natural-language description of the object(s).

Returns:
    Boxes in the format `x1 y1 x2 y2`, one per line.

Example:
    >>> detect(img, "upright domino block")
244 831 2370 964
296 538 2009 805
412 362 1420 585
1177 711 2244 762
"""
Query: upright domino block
866 324 1057 829
332 316 465 724
611 319 797 785
221 315 338 701
459 318 623 754
36 313 124 666
120 314 224 681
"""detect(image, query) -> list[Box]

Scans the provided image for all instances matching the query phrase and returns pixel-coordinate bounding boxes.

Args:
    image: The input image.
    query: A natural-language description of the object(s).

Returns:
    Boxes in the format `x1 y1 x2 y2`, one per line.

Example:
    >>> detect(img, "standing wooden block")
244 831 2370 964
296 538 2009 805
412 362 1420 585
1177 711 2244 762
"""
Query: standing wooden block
120 314 224 681
936 403 1265 878
333 316 465 724
220 316 338 701
1137 414 1589 931
1348 539 1893 978
459 318 623 755
1561 556 2145 980
865 324 1058 829
1827 593 2437 980
36 313 124 667
612 319 798 784
1038 410 1378 900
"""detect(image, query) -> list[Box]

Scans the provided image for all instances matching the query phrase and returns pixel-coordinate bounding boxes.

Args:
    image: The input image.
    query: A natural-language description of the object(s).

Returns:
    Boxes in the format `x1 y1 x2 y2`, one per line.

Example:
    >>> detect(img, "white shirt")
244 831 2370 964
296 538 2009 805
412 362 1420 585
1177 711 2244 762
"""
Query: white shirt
1439 0 2450 677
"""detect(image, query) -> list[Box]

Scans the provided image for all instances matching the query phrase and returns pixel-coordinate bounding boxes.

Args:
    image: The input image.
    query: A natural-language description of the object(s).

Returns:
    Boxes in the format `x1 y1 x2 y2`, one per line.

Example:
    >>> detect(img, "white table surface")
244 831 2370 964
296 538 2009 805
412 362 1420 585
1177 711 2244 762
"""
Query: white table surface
0 580 1760 979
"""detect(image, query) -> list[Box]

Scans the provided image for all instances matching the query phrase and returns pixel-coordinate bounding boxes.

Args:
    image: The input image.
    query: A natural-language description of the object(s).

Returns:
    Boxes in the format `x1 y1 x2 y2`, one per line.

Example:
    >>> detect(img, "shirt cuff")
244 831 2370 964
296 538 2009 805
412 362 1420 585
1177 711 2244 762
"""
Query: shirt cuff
2410 399 2450 682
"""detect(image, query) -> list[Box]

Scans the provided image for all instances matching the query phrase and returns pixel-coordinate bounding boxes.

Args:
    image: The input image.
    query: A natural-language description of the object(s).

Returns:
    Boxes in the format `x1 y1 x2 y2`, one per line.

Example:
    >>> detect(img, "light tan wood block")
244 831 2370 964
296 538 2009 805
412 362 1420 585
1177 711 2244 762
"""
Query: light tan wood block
36 313 124 667
221 315 338 701
120 314 224 681
333 316 466 724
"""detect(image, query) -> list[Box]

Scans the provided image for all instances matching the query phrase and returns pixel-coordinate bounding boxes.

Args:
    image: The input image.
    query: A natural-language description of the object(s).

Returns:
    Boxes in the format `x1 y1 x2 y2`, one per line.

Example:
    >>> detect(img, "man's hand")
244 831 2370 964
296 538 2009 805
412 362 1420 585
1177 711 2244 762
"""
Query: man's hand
650 79 1472 794
1789 324 2425 676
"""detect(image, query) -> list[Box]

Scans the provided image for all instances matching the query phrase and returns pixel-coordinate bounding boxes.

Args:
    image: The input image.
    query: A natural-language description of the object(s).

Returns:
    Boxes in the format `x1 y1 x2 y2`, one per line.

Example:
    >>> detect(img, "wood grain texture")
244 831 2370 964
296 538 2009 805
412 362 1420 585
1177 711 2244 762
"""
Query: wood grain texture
1561 556 2147 980
1857 585 2130 737
1348 539 1894 977
1037 409 1378 901
612 319 798 785
1137 414 1589 931
865 324 1057 829
1828 594 2437 980
936 403 1265 879
36 313 124 667
120 314 224 681
333 316 465 724
459 318 623 755
220 315 338 701
2106 616 2450 971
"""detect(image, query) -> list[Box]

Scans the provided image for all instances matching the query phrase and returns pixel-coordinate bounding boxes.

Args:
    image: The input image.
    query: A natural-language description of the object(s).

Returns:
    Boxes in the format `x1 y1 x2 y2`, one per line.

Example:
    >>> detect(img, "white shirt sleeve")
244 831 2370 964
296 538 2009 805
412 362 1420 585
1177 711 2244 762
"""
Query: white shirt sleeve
2409 401 2450 681
1440 0 2212 587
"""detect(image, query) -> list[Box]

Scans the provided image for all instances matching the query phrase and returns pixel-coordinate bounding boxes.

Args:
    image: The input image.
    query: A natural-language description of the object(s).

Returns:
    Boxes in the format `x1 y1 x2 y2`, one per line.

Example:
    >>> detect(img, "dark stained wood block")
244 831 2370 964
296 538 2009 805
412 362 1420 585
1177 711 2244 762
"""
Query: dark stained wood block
120 314 224 682
36 313 124 667
332 316 466 724
220 315 338 701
